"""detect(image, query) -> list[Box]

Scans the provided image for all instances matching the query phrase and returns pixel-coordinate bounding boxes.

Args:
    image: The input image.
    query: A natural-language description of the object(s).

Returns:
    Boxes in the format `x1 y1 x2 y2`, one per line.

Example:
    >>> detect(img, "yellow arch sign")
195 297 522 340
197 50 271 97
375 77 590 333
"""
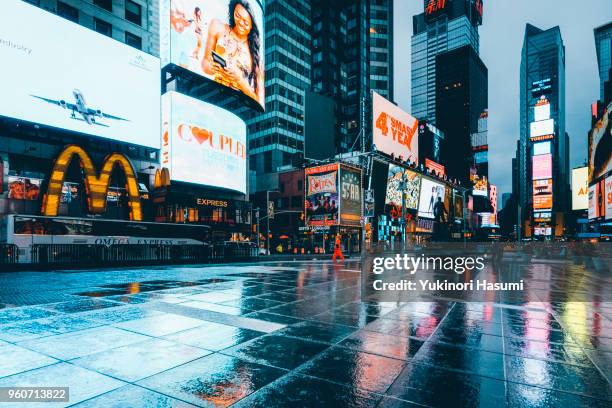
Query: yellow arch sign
42 145 143 221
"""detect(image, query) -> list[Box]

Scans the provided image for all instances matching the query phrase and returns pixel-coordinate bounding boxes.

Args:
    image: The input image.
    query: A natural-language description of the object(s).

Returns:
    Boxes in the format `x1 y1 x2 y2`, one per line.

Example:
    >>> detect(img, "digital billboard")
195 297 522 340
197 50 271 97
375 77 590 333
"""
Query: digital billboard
533 141 551 156
161 92 247 193
161 0 265 109
454 192 464 219
606 175 612 220
530 119 554 139
339 165 362 226
8 177 41 201
534 97 551 122
385 166 421 211
532 154 552 180
418 177 445 219
588 101 611 183
305 164 339 227
472 175 488 197
0 0 161 148
588 184 598 220
571 167 588 211
372 92 419 163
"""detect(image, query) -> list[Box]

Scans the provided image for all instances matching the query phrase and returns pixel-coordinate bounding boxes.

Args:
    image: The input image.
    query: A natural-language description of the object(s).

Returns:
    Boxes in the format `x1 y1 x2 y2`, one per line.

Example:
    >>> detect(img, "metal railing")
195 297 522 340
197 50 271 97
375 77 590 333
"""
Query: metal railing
0 244 19 264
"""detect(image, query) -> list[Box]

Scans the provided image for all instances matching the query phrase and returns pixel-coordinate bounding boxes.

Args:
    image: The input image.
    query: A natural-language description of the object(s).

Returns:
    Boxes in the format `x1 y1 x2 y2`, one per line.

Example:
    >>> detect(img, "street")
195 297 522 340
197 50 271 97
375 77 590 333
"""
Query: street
0 258 610 407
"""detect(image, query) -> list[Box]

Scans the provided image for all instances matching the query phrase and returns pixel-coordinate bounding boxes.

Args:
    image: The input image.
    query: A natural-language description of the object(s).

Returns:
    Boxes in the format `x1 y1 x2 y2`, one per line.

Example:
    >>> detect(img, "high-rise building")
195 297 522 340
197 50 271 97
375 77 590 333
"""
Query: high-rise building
247 0 311 192
435 44 488 185
26 0 159 56
594 22 612 103
518 24 568 237
411 0 483 125
310 0 394 154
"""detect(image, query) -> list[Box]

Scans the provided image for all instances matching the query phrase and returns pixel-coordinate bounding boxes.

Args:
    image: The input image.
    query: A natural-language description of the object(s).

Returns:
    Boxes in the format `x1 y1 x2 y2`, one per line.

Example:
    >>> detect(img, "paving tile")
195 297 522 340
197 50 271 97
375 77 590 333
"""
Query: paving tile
0 306 61 325
71 384 198 407
79 305 163 324
220 297 285 311
0 363 124 407
72 338 210 382
244 311 305 325
297 346 406 393
41 299 122 314
232 373 382 408
137 353 286 407
113 313 205 337
507 382 611 408
339 330 424 360
164 321 265 351
179 300 245 316
277 320 357 344
18 326 150 360
222 334 329 370
0 315 103 343
0 342 57 378
184 291 242 304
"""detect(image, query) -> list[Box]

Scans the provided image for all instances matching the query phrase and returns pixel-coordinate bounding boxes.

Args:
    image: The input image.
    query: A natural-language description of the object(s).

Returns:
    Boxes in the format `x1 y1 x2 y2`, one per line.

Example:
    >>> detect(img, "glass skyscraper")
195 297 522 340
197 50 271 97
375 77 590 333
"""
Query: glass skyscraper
411 0 482 125
518 24 568 235
594 22 612 103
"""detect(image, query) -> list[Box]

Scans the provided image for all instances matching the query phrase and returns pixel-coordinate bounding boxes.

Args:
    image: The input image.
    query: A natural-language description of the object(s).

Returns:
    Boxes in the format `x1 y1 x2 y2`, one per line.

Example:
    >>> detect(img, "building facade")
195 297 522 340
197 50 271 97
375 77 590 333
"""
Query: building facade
411 0 483 125
26 0 159 56
518 24 568 238
594 22 612 103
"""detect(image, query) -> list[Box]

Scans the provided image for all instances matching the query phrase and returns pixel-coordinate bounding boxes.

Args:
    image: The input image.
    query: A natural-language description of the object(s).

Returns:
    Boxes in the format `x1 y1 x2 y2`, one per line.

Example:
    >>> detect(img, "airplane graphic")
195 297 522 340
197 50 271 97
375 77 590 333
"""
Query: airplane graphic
31 89 129 127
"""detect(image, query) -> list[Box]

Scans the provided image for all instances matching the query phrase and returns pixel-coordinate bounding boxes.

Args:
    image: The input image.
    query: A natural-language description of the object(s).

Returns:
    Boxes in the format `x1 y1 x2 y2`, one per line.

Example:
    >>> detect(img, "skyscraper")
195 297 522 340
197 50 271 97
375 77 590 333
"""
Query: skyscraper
411 0 483 125
518 24 567 237
310 0 394 154
594 22 612 103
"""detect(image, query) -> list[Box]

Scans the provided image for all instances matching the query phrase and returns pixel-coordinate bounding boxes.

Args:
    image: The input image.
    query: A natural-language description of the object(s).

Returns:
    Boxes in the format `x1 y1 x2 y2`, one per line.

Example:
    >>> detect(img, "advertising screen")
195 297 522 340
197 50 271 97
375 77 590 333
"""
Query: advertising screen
385 166 421 211
305 164 339 227
607 175 612 220
534 97 551 122
571 167 588 210
588 180 606 220
454 193 464 219
425 159 445 177
8 177 41 201
372 92 419 163
418 177 445 219
339 165 362 226
472 175 488 197
530 119 554 139
0 0 161 148
533 141 551 156
161 0 265 109
588 101 611 183
161 91 247 193
532 154 552 180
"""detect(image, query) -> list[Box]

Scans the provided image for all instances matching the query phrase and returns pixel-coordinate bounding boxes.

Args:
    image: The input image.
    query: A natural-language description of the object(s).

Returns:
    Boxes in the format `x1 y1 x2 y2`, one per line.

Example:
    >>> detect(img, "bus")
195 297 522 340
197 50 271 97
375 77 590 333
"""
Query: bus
1 215 211 263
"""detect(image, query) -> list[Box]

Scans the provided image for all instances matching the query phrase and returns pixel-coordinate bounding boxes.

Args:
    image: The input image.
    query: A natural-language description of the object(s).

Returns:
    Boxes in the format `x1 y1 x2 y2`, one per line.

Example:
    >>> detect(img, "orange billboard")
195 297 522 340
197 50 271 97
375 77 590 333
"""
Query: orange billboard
372 92 418 163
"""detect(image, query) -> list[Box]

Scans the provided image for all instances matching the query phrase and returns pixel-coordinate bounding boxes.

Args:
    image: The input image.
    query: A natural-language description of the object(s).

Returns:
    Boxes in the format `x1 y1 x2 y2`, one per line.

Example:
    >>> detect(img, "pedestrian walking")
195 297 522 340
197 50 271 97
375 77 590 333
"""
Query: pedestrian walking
332 233 345 263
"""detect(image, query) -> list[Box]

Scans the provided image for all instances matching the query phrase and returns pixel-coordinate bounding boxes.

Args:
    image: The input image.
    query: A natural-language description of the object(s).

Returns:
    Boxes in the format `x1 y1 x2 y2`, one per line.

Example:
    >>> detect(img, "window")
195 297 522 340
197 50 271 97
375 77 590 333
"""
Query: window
93 0 112 11
125 0 142 26
94 18 112 37
57 1 78 23
297 179 303 191
125 32 142 50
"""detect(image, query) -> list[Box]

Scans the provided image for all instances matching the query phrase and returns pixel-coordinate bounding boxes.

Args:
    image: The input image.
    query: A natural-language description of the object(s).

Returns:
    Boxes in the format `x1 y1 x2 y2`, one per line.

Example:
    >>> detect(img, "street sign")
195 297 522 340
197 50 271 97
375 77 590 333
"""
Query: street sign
268 201 275 220
365 201 375 217
364 189 375 203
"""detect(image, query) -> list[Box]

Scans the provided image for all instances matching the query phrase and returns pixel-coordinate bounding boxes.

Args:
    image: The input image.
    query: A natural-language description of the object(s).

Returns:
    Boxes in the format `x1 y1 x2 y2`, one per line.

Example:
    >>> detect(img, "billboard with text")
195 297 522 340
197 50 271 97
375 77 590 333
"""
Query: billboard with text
0 0 161 148
571 167 588 211
305 164 339 227
372 92 419 163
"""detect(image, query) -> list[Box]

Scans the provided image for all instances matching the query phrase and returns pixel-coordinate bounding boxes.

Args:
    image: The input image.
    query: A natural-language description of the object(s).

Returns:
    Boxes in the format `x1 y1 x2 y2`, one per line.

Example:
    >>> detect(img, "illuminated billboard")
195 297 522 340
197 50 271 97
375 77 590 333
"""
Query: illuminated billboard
532 154 552 180
0 0 161 148
571 167 588 211
534 97 550 122
530 119 554 139
472 175 488 197
588 101 612 183
418 177 445 219
161 0 265 109
161 92 247 193
339 165 362 226
607 175 612 220
533 141 551 156
372 92 419 163
533 178 553 210
8 177 41 201
305 164 339 227
385 166 421 211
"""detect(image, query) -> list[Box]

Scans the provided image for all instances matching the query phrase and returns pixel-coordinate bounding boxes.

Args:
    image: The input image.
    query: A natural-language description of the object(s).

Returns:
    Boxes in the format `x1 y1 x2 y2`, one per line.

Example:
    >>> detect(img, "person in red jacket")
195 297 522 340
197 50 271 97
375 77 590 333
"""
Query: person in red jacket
332 233 345 263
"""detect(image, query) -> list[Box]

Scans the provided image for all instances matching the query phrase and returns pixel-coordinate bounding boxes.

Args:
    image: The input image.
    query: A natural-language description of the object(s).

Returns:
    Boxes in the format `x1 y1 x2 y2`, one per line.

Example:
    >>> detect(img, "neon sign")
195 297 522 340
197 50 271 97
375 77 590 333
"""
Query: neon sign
425 0 447 15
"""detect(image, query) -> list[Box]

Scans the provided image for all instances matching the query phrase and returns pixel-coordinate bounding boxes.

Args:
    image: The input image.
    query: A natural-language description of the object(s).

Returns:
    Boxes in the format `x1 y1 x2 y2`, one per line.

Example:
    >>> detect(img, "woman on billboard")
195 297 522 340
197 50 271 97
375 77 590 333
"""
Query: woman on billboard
201 0 264 107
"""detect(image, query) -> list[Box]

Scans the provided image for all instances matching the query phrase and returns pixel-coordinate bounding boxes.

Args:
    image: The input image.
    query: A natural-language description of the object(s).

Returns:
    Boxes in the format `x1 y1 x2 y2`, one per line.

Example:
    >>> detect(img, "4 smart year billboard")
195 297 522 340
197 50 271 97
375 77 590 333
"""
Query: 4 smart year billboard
372 92 419 163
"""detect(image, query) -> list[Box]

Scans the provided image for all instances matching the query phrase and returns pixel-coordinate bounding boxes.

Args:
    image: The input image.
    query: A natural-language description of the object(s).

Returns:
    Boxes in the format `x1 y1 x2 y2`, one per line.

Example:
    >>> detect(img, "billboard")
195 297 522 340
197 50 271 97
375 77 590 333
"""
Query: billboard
8 177 41 201
372 92 419 163
533 178 553 210
472 175 488 197
305 164 339 227
588 180 606 220
588 101 611 183
0 0 160 148
161 92 247 193
385 166 421 211
339 165 362 226
571 167 588 211
534 97 551 122
532 154 552 180
530 119 554 139
425 159 445 177
454 192 464 219
533 141 551 156
161 0 265 109
607 175 612 220
418 177 445 219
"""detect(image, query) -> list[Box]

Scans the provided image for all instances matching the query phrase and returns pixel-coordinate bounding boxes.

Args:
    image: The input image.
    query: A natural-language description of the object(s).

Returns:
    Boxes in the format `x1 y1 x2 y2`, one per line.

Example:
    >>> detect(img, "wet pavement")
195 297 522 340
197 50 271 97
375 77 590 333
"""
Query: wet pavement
0 259 610 407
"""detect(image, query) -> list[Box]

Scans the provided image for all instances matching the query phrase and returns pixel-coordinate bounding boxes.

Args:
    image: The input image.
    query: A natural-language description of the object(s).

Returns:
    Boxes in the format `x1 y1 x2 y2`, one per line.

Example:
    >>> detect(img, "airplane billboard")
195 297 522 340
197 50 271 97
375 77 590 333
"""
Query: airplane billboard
161 92 247 194
0 0 161 148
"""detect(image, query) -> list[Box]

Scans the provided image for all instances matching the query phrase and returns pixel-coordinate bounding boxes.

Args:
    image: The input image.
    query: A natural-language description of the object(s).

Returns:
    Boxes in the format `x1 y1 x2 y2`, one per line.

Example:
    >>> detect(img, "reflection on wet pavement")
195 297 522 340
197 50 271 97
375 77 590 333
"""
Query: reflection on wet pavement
0 259 609 407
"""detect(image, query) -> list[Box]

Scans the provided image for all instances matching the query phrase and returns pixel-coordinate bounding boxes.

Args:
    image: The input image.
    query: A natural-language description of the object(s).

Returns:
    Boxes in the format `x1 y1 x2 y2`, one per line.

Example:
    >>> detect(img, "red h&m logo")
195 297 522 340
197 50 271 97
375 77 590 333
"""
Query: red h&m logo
425 0 446 15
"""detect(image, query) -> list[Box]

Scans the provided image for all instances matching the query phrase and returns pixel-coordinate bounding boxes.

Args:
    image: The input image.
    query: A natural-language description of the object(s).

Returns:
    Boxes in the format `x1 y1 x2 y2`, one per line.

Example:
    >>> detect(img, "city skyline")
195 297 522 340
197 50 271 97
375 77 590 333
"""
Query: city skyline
395 0 612 201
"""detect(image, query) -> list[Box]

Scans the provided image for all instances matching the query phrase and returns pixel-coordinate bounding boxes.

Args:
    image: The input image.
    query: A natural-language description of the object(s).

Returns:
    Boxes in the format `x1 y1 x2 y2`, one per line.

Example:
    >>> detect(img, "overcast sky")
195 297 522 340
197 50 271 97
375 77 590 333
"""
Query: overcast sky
393 0 612 202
